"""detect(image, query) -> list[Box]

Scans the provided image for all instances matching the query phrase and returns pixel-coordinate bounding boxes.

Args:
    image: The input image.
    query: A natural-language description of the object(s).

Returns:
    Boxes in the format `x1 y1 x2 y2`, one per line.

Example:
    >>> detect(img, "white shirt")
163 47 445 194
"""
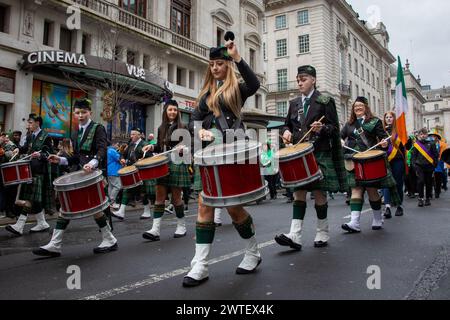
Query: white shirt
32 128 42 141
78 119 92 141
301 89 315 107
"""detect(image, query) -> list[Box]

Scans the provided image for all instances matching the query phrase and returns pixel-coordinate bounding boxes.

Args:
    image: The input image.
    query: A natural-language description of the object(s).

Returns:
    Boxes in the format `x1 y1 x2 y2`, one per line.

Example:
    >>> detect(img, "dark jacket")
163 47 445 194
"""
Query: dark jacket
189 59 260 140
282 90 339 152
19 129 53 175
385 127 406 162
341 117 388 157
69 121 107 170
154 122 186 153
122 139 146 165
411 139 438 170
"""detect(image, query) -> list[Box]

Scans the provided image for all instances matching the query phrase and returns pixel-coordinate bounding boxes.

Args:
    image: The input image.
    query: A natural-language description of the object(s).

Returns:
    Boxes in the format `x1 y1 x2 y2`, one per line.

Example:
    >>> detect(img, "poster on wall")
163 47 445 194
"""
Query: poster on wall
108 100 146 142
31 80 41 116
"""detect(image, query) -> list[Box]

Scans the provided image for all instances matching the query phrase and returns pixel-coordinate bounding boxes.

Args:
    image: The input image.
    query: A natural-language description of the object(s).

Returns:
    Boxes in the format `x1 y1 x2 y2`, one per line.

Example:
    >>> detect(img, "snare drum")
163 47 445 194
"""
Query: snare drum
118 165 142 190
54 170 109 219
135 156 169 181
277 143 322 188
194 140 268 207
0 160 33 186
352 150 388 185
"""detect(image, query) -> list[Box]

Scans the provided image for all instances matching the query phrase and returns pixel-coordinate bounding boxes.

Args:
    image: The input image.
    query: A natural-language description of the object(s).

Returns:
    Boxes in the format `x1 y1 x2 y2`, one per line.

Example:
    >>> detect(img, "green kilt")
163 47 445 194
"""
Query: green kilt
20 175 44 204
157 162 191 188
144 179 156 196
346 166 401 206
193 165 202 191
294 152 342 192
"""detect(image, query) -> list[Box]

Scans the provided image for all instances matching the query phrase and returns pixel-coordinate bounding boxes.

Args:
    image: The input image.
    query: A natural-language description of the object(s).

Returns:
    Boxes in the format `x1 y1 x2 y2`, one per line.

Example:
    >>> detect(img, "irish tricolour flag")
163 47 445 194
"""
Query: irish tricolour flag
395 56 408 145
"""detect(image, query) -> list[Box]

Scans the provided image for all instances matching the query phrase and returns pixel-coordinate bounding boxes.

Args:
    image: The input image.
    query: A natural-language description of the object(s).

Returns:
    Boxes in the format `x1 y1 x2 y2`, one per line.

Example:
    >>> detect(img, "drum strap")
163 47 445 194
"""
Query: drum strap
354 120 370 149
215 112 242 134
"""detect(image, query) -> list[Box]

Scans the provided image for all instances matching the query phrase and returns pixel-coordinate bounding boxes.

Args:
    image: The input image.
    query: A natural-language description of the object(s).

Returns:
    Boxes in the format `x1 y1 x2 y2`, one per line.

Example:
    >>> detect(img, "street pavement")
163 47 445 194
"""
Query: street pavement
1 191 450 300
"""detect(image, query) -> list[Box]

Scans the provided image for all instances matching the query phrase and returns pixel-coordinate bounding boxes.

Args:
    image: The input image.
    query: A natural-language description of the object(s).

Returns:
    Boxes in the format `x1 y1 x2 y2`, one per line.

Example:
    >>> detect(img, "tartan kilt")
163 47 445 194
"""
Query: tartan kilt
157 162 191 188
193 165 202 191
346 167 401 206
294 152 341 192
20 175 44 204
143 179 156 196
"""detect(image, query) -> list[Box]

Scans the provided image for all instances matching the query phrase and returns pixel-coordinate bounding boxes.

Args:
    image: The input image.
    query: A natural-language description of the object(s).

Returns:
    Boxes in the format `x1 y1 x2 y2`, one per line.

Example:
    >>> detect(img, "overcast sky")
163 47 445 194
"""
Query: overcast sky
346 0 450 88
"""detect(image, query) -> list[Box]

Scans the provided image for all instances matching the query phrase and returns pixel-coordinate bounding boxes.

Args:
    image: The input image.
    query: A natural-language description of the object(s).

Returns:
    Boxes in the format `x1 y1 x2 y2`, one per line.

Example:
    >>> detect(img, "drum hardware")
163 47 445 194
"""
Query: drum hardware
118 165 142 190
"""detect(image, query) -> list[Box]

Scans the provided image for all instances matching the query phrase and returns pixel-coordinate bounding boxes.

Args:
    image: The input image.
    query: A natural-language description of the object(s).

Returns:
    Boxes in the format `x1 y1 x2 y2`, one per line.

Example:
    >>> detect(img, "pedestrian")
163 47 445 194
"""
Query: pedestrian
276 65 347 250
107 142 122 210
429 132 447 198
261 140 278 200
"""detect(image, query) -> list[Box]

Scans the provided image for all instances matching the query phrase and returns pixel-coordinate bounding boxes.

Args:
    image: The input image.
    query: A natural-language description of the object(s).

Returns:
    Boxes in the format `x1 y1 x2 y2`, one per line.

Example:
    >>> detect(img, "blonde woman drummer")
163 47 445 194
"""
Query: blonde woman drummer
341 97 400 233
275 65 347 251
183 32 261 287
141 99 190 241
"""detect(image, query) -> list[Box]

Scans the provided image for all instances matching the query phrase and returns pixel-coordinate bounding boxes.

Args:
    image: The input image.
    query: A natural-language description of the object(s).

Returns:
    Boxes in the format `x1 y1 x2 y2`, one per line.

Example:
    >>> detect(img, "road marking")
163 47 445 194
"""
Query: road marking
80 239 275 300
342 208 371 219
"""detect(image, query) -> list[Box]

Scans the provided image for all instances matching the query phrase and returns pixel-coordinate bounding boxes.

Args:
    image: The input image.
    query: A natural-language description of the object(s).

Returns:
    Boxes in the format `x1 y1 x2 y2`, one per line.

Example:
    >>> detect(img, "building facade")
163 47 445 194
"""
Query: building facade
422 85 450 142
263 0 395 125
0 0 268 141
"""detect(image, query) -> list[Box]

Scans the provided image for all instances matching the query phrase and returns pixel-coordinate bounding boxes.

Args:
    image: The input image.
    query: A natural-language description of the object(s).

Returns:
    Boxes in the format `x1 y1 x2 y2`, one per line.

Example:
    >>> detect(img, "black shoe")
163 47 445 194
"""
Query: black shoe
5 225 22 236
93 242 118 254
236 257 262 274
435 194 440 199
395 206 404 216
110 212 124 221
274 234 302 251
143 232 160 241
182 276 209 287
314 240 328 248
32 247 61 257
372 226 383 230
383 207 392 219
174 232 187 238
418 199 424 207
425 198 431 206
341 223 361 233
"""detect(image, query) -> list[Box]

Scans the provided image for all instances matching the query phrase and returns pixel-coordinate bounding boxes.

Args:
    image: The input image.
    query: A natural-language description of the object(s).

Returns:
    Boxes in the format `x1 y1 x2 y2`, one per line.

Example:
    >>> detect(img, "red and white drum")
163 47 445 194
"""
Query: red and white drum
54 170 109 220
118 165 142 190
353 150 388 185
135 155 169 181
0 160 33 186
194 140 268 207
277 143 322 188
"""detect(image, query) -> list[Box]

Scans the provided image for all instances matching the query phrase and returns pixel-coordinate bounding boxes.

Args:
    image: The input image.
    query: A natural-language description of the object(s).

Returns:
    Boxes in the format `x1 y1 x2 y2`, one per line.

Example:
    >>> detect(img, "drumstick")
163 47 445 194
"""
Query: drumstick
363 135 392 153
279 134 292 144
297 116 325 144
343 145 361 153
9 152 19 162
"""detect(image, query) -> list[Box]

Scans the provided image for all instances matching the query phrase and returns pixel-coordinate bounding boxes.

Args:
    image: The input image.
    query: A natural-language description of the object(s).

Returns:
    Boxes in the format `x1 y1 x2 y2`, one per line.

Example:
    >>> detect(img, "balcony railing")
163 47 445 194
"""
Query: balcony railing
267 81 298 93
70 0 209 60
339 83 351 97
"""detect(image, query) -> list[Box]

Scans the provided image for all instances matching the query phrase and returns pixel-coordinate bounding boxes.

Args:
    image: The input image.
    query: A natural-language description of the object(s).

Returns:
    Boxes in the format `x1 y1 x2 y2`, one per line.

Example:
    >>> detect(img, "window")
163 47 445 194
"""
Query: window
167 63 174 83
276 39 287 57
263 42 266 60
255 94 261 109
347 32 351 46
360 43 363 55
354 59 358 76
170 0 191 38
371 54 374 66
127 50 136 65
355 84 359 97
277 69 288 91
43 20 53 46
59 27 72 51
361 64 364 79
277 101 288 117
349 80 352 96
176 66 187 86
189 70 195 89
114 46 123 61
337 20 342 33
143 55 150 70
366 68 370 82
249 48 256 70
119 0 147 18
373 96 376 113
372 73 375 87
298 35 309 53
348 54 352 72
297 10 308 25
365 49 369 61
435 104 439 111
275 15 286 29
216 28 224 47
81 34 90 54
353 37 357 50
0 4 9 33
435 117 440 123
377 77 380 90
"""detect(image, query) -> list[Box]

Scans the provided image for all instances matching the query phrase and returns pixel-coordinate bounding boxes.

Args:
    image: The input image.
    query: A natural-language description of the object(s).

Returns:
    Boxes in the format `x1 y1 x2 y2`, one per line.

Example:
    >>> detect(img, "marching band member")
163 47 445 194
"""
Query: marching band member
141 99 190 241
33 98 117 257
112 127 155 220
183 33 262 287
341 97 400 233
382 111 407 218
6 114 52 235
275 65 347 250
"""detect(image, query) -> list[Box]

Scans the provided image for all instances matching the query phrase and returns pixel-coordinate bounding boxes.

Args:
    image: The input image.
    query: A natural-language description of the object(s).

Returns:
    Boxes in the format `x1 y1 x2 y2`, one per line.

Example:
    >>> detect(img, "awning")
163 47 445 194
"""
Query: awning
267 121 285 129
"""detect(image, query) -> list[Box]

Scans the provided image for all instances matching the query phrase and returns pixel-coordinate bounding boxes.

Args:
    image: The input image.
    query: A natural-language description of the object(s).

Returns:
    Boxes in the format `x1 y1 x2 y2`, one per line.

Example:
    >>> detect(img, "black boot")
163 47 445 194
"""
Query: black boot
418 198 424 207
395 206 404 216
424 198 431 206
383 207 392 219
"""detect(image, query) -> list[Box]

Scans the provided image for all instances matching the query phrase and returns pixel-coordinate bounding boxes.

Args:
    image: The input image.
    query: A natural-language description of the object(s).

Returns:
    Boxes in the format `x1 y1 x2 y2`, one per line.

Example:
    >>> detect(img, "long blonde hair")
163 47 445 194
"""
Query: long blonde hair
197 60 242 118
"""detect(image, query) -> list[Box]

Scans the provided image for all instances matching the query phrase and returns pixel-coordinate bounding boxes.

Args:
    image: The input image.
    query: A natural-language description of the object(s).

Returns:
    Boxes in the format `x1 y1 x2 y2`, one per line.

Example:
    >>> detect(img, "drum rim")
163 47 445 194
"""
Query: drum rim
0 159 31 168
60 197 109 219
121 180 143 189
352 150 386 161
277 142 314 161
194 141 261 163
2 178 33 186
135 156 169 168
280 170 323 188
118 165 138 175
54 169 104 190
201 182 269 207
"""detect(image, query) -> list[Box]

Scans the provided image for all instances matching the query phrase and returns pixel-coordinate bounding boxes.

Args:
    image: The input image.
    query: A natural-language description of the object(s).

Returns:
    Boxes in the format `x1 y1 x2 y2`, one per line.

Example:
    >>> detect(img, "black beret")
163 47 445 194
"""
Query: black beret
297 65 316 77
224 31 235 41
209 46 232 61
74 98 92 110
28 113 43 125
131 127 143 134
355 96 369 105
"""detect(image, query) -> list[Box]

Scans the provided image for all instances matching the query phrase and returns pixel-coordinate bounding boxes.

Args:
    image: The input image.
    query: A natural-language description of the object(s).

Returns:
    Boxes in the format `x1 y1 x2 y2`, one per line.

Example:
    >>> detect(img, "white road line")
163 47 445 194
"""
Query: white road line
80 239 276 300
342 208 372 219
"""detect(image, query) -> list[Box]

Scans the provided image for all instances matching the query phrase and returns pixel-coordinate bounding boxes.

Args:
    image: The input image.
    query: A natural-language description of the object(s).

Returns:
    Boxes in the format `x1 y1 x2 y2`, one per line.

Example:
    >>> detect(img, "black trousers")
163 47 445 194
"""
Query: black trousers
264 174 278 199
434 172 444 196
406 165 417 195
415 166 433 199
